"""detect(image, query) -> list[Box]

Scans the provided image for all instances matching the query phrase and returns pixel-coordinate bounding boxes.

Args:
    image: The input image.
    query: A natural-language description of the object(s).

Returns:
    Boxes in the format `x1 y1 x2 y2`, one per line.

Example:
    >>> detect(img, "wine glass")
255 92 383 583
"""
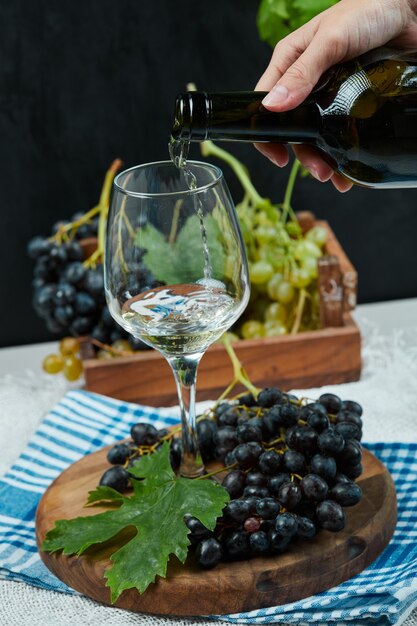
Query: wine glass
104 160 250 478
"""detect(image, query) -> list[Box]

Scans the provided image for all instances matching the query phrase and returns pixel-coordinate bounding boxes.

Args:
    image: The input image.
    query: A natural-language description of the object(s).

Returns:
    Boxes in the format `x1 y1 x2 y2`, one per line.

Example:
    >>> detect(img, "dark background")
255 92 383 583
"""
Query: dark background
1 0 417 347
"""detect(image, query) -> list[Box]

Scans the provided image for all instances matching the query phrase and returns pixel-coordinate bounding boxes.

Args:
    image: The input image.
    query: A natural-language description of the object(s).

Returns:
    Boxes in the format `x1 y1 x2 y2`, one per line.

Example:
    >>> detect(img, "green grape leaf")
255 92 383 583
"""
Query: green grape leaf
85 485 125 507
257 0 291 48
291 0 338 29
137 225 179 284
42 443 229 602
138 215 225 285
257 0 339 48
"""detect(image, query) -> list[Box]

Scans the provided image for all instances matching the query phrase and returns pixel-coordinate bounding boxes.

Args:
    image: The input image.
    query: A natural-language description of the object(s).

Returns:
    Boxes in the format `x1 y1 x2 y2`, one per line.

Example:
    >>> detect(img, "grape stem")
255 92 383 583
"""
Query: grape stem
201 140 266 208
200 140 301 227
84 159 123 268
196 462 237 481
115 196 129 273
52 204 101 243
291 288 307 334
216 334 260 401
168 199 182 244
281 159 301 224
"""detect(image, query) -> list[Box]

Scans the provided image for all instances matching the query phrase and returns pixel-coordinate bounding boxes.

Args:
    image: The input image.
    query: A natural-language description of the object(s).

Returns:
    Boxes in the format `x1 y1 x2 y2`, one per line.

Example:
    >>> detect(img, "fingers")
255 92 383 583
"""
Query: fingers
253 143 353 192
292 145 353 192
329 173 353 193
255 22 317 92
261 34 347 112
253 143 290 167
292 145 333 182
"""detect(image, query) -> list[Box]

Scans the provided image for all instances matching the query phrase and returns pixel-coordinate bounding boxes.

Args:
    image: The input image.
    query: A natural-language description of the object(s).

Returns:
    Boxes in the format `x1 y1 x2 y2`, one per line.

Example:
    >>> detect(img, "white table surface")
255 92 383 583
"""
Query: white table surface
0 297 417 626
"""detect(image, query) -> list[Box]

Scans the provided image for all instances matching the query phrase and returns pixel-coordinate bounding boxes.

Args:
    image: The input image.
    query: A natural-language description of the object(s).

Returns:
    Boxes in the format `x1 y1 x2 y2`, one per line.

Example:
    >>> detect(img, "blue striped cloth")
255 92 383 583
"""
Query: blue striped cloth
0 389 416 625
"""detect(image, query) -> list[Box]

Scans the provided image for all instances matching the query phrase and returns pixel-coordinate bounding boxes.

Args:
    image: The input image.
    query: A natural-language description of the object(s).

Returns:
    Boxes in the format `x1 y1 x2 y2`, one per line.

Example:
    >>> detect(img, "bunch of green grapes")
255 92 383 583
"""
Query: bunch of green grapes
238 216 327 338
201 141 327 339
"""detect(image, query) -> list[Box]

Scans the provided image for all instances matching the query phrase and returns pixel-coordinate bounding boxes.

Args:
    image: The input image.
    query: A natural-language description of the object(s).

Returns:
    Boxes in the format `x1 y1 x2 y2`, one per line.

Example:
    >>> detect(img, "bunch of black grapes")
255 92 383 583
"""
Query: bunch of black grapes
100 389 364 569
27 215 154 350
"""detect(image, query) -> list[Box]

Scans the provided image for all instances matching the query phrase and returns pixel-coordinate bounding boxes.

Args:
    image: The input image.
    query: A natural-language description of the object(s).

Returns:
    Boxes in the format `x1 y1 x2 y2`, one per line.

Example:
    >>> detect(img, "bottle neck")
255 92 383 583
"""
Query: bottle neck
172 92 320 144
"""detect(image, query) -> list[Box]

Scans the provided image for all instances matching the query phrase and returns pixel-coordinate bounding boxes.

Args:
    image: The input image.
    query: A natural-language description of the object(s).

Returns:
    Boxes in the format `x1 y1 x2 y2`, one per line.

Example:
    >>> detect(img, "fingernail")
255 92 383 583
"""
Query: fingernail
262 85 289 107
307 165 321 181
307 166 332 183
270 157 284 168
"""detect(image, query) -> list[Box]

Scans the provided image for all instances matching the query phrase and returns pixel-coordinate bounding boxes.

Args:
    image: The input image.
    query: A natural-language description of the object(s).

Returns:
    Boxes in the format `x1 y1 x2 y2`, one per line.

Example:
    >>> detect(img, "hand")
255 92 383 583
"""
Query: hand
255 0 417 192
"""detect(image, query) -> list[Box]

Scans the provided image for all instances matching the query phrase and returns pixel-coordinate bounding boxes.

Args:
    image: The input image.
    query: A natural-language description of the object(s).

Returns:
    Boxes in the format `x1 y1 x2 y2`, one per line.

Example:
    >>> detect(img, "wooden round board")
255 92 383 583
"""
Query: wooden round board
36 446 397 616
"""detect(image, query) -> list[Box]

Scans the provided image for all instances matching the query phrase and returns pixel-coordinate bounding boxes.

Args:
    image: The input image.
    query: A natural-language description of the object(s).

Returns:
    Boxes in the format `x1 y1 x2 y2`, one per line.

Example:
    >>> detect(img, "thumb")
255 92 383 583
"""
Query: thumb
262 38 342 111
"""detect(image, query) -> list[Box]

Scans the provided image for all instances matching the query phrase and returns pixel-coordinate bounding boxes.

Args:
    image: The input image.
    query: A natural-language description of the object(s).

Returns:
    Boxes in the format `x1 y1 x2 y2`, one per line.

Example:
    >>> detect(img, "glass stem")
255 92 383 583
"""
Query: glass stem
167 354 205 478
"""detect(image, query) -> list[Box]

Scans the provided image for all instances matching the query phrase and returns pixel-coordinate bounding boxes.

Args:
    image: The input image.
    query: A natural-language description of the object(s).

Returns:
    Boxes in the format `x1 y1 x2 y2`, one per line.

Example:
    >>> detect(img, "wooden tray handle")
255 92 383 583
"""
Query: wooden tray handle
296 211 358 317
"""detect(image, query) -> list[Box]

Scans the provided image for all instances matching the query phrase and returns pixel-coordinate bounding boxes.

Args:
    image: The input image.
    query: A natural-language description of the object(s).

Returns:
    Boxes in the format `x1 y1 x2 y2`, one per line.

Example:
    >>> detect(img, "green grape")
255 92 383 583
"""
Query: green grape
268 276 294 304
264 320 287 337
286 221 302 237
267 273 284 300
59 337 80 356
306 225 328 247
255 225 277 245
302 255 318 278
256 246 270 261
276 280 295 304
42 353 64 374
294 240 322 260
97 349 114 360
253 212 270 227
258 245 286 270
240 320 265 339
264 302 287 324
112 339 133 353
63 355 83 381
250 260 274 284
291 267 312 288
270 253 286 271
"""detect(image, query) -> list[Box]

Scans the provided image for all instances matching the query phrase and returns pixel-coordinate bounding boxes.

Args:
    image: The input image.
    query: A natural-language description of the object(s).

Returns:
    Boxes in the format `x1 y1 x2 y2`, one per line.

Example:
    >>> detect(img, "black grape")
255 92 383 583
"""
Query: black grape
278 482 302 510
224 530 250 560
130 423 159 446
318 393 342 414
300 473 329 502
196 538 222 569
329 482 363 506
106 443 130 465
258 450 282 475
222 470 246 499
257 387 282 408
316 500 345 531
310 454 337 482
256 497 280 519
317 427 345 455
99 466 130 492
249 531 270 554
233 442 263 468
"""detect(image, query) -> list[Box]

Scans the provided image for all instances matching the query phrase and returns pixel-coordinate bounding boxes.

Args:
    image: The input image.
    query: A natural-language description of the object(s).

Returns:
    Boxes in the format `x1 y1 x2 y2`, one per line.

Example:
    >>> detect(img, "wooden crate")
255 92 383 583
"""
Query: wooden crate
80 216 361 406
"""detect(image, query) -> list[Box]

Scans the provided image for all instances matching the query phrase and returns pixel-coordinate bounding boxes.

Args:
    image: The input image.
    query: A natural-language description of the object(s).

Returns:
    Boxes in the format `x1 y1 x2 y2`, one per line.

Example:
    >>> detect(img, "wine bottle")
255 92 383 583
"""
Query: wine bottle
172 49 417 188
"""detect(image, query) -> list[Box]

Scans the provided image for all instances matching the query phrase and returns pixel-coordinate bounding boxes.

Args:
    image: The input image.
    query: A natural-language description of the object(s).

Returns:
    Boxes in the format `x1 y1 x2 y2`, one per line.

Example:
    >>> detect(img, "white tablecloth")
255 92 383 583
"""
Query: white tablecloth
1 298 417 626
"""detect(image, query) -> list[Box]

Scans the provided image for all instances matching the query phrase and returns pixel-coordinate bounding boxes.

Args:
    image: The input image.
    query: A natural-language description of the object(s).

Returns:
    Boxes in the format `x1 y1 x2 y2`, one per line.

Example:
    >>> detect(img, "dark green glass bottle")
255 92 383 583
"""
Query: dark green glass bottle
172 50 417 188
